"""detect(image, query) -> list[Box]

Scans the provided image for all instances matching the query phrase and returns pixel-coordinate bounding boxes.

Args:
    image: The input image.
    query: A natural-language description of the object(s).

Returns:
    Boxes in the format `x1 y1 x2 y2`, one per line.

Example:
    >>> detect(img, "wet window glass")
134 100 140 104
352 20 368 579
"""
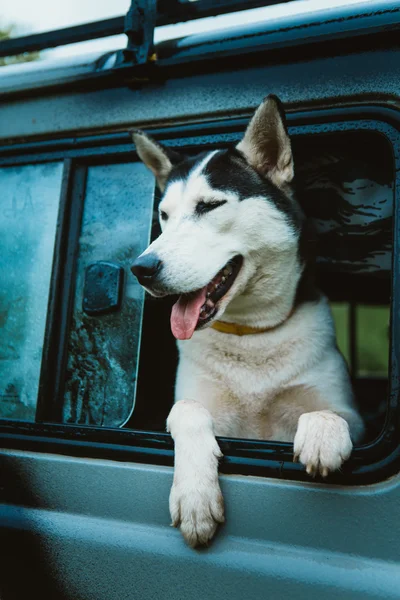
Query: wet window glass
62 162 155 427
0 162 63 420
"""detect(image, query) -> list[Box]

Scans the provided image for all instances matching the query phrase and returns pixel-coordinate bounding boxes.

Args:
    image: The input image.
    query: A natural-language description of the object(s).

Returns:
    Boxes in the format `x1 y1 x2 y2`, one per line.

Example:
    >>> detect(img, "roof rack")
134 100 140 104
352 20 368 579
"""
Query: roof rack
0 0 295 64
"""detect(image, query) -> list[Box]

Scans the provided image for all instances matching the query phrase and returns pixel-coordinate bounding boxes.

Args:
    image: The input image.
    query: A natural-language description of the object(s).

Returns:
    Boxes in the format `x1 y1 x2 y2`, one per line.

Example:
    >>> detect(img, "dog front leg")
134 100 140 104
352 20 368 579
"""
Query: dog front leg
293 409 357 477
270 386 363 478
166 399 224 547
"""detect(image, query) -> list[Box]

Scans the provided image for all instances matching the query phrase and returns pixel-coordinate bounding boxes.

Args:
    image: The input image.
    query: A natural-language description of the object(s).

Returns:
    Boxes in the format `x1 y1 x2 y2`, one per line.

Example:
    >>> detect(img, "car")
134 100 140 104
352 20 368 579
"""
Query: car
1 1 400 598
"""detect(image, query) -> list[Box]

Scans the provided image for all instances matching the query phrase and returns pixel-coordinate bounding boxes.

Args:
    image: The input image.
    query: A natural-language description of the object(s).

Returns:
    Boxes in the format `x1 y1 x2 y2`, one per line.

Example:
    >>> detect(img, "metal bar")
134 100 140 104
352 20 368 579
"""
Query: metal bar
0 17 124 59
387 103 400 432
0 0 298 59
156 0 296 26
156 1 400 66
36 159 87 423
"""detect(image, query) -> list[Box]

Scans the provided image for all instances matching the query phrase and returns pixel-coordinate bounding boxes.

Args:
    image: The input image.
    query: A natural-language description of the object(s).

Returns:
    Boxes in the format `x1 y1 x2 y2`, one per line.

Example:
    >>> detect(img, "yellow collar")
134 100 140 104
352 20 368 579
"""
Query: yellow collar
210 308 294 336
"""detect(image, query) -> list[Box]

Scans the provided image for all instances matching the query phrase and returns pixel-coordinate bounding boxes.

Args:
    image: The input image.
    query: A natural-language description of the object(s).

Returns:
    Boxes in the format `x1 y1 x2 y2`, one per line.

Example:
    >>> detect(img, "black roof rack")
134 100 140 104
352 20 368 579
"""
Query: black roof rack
0 0 295 62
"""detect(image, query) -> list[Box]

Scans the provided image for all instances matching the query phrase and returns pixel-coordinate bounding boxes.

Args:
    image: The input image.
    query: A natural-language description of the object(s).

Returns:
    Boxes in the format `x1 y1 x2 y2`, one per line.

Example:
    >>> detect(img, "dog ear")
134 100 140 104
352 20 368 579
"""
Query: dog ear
132 131 182 192
236 95 293 188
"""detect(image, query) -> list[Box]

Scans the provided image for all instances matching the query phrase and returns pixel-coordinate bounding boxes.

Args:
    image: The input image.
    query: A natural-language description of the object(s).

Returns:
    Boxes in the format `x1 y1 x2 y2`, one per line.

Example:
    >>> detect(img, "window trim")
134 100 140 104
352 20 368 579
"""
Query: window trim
1 102 399 486
36 159 88 423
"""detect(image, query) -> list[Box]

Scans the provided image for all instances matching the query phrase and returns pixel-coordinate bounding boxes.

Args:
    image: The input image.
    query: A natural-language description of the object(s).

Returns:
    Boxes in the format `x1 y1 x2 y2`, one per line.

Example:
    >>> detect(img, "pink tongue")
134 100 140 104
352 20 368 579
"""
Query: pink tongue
171 287 208 340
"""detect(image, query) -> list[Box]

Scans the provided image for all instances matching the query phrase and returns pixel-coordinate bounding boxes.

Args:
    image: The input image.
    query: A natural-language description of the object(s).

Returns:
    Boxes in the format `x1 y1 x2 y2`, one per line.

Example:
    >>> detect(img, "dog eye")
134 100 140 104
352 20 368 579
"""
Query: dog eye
195 200 227 215
160 210 168 221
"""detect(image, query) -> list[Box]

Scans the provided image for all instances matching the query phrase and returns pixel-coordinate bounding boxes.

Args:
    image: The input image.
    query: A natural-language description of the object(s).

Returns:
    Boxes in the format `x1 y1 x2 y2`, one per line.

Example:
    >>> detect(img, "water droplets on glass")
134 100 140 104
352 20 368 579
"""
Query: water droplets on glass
63 162 155 427
0 162 63 420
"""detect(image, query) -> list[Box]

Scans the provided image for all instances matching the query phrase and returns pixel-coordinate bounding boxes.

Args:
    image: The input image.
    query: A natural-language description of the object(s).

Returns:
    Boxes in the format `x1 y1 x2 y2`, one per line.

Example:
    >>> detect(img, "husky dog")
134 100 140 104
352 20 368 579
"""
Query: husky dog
131 96 364 548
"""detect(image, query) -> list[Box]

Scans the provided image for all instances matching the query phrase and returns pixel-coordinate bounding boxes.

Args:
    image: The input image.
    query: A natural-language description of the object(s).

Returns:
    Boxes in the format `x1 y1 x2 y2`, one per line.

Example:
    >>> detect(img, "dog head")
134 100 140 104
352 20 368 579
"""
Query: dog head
131 95 305 340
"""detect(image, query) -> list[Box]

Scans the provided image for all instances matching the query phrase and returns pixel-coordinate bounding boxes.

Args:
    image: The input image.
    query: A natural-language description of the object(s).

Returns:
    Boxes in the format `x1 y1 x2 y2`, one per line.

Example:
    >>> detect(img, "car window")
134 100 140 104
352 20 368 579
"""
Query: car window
0 162 63 420
62 162 155 426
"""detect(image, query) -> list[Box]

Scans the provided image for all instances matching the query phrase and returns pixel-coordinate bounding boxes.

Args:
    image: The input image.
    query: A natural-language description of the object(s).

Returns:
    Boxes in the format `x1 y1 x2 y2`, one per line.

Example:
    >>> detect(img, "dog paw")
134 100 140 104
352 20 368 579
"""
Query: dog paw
169 479 225 547
293 410 353 477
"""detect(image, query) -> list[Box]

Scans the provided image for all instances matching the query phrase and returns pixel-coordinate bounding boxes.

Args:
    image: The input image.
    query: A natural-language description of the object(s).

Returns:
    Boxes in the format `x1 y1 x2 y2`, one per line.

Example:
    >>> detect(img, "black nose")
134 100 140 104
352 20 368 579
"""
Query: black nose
131 253 162 285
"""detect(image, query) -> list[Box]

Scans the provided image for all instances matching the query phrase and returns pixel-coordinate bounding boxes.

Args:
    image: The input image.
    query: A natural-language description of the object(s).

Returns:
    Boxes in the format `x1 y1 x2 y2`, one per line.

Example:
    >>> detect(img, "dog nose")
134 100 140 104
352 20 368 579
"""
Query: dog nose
131 253 162 284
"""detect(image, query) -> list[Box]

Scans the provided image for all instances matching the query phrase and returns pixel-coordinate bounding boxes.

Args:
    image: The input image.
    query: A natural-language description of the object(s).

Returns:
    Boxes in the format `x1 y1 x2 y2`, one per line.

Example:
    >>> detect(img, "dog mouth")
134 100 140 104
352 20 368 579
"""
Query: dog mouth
170 255 243 340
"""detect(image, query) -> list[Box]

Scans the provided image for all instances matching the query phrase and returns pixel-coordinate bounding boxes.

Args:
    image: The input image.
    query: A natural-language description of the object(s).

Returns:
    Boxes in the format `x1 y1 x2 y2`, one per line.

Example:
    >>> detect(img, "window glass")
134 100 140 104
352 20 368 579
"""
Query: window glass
331 302 350 365
62 162 155 427
0 162 63 420
356 305 390 378
329 303 390 377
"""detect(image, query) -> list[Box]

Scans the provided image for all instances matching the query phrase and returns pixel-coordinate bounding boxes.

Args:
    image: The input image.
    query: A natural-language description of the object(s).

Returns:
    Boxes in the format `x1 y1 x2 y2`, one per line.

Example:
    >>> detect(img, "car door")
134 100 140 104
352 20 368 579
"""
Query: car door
1 1 400 599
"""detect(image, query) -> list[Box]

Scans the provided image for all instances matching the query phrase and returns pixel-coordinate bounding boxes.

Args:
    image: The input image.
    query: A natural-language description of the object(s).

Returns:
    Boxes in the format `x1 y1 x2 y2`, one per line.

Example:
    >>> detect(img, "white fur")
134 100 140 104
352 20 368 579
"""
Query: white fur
170 298 362 545
293 410 353 477
142 153 298 325
134 129 364 548
167 400 224 547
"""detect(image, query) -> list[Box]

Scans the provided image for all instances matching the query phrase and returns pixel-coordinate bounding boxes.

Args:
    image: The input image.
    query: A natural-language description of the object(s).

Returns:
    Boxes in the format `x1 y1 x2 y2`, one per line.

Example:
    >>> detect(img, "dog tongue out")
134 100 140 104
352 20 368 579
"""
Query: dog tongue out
171 287 208 340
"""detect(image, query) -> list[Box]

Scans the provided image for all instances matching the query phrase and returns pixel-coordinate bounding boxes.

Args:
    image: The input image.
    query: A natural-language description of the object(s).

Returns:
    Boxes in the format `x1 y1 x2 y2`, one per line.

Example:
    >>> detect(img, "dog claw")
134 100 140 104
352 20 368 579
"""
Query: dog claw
306 464 316 477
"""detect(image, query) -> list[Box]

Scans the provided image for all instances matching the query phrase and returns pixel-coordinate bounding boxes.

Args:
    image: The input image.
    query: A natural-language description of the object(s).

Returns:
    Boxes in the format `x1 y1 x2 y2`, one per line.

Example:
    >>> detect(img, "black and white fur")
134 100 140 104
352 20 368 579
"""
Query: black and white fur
131 96 364 548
